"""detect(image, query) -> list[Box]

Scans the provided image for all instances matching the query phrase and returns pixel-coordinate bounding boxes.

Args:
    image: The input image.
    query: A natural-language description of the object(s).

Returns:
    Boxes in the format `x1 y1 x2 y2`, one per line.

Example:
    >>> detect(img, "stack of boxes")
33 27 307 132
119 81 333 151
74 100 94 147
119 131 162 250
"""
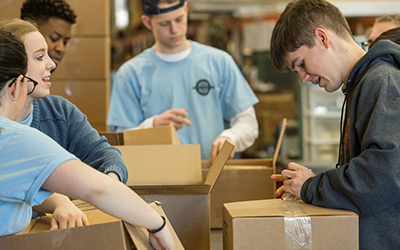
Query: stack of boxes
0 0 111 131
50 0 111 131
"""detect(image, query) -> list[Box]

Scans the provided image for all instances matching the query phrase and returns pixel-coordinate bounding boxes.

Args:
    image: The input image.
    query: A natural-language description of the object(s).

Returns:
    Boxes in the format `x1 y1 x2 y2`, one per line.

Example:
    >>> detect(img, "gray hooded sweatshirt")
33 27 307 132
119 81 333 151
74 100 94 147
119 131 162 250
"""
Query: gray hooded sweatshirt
301 40 400 250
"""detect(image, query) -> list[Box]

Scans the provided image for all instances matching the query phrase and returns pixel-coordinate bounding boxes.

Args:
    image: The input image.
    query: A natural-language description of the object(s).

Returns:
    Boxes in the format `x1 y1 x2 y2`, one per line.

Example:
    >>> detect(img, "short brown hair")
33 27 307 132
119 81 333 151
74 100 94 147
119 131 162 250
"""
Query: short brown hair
270 0 353 72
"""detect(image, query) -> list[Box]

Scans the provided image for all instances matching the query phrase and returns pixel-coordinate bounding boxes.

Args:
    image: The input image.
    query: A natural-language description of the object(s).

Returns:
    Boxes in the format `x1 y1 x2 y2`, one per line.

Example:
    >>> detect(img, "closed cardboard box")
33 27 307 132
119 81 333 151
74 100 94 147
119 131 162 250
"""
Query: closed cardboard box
223 199 359 250
0 202 184 250
51 37 110 80
67 0 110 36
49 79 109 131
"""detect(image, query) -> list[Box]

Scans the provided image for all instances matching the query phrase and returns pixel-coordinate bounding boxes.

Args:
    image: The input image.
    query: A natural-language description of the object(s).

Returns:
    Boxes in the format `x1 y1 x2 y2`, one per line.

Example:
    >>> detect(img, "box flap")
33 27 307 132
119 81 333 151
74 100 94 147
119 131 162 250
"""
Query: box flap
272 118 287 174
123 124 181 145
123 201 185 250
224 199 357 218
116 144 202 185
131 184 211 195
204 140 235 193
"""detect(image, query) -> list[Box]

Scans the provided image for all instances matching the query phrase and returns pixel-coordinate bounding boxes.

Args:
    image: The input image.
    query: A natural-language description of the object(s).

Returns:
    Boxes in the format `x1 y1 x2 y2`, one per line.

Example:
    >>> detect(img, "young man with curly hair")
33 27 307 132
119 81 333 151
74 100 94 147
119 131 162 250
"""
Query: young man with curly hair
21 0 76 65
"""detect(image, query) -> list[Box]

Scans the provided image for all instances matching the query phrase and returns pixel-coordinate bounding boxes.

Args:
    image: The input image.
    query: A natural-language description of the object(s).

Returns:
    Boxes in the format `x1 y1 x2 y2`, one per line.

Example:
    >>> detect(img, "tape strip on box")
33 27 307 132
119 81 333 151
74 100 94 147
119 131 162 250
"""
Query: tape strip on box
277 194 312 249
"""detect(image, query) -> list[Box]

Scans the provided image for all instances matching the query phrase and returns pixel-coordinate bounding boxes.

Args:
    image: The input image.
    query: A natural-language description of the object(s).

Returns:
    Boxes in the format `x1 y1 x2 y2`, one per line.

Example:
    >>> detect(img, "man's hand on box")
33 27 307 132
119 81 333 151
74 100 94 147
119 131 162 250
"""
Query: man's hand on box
273 162 315 198
50 199 89 230
210 136 236 164
154 108 191 130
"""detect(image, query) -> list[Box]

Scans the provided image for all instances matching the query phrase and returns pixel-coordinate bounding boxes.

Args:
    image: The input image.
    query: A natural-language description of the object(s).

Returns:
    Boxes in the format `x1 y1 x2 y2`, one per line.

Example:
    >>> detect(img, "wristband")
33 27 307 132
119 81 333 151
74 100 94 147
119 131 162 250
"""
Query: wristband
147 216 166 234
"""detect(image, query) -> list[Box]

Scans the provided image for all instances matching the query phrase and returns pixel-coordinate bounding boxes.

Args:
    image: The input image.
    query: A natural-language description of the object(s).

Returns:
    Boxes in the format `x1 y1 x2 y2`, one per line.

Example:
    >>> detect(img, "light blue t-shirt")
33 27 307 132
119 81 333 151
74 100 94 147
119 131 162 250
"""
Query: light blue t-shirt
0 116 78 236
107 41 259 159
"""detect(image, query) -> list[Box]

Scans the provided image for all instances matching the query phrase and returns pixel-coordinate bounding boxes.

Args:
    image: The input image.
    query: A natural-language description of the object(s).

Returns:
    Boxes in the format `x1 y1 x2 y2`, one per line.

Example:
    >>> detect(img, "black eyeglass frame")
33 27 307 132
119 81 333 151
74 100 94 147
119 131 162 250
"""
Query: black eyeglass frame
8 75 38 95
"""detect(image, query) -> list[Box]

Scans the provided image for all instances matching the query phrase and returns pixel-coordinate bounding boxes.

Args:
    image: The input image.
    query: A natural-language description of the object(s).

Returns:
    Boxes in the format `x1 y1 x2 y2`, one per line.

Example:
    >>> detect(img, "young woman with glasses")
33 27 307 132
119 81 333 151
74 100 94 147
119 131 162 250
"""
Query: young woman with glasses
0 33 175 249
0 18 129 231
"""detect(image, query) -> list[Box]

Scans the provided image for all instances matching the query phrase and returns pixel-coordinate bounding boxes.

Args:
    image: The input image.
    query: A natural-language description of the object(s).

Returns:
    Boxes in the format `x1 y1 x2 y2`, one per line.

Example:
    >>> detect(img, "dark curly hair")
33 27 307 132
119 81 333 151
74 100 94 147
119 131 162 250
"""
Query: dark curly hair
20 0 77 25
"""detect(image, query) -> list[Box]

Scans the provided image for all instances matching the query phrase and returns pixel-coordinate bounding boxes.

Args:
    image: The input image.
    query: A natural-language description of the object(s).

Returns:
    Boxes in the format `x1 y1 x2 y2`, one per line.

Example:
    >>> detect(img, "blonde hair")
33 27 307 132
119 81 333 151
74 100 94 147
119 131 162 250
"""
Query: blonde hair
0 18 38 42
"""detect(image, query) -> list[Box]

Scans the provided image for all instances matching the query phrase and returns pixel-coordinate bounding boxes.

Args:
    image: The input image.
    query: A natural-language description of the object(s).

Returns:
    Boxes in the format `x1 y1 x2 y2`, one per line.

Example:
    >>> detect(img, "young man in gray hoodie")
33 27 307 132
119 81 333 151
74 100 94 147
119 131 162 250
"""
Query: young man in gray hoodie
270 0 400 249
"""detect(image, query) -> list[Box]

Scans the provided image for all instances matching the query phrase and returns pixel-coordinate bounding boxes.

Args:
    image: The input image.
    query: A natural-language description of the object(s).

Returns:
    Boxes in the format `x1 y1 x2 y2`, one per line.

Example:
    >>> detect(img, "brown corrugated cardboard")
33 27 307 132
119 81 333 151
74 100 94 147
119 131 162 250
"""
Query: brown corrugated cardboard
99 131 124 146
51 37 111 80
202 119 287 228
123 123 181 145
127 141 234 250
67 0 110 36
116 144 203 185
0 202 184 250
49 79 108 131
202 161 275 229
223 199 359 250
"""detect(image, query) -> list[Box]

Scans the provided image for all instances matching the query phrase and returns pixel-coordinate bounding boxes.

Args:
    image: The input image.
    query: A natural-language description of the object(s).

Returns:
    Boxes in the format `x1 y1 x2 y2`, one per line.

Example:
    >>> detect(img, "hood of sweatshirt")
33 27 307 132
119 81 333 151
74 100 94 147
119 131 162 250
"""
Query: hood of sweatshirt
346 40 400 91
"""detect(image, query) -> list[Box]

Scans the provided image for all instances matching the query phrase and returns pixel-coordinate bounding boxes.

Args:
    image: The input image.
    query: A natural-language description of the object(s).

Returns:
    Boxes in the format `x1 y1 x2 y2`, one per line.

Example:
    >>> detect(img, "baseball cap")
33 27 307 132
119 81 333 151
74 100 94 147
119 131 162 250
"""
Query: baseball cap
142 0 185 15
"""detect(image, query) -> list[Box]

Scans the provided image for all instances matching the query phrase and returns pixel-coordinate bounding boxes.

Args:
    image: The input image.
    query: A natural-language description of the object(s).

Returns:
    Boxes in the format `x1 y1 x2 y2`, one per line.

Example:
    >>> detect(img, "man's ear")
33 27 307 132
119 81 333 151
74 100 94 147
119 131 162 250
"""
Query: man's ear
141 15 152 30
315 28 329 48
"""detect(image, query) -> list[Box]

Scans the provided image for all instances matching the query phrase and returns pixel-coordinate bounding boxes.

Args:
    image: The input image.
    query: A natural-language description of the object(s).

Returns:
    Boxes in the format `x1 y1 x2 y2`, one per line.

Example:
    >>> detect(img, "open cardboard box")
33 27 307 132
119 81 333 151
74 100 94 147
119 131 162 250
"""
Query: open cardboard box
114 124 234 250
98 131 124 146
202 118 287 228
0 201 183 250
223 199 359 250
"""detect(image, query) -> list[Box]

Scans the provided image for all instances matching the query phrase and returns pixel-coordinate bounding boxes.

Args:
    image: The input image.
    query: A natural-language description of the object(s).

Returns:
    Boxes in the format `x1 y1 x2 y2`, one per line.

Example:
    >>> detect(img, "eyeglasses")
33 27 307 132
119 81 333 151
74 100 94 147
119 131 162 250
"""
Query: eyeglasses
8 75 38 95
361 41 370 52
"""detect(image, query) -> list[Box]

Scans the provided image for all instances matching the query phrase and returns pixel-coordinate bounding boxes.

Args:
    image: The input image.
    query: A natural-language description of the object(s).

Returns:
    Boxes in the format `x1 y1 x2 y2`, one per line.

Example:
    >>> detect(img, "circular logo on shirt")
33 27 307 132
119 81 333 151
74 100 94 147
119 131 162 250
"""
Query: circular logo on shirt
193 79 214 96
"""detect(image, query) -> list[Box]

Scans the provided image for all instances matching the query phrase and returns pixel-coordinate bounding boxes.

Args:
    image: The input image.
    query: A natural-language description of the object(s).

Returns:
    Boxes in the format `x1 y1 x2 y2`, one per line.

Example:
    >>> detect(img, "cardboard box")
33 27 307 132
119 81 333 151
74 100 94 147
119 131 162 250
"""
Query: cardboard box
51 37 110 80
123 123 181 145
99 131 124 146
223 199 359 250
202 119 287 228
202 159 275 229
0 202 184 250
118 139 234 250
67 0 110 36
50 79 109 131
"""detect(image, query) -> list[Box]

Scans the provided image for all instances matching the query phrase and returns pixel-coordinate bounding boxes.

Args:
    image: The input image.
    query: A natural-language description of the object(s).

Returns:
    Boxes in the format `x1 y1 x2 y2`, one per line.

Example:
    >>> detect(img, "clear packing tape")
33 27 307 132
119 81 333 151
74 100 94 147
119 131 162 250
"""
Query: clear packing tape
277 194 313 249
